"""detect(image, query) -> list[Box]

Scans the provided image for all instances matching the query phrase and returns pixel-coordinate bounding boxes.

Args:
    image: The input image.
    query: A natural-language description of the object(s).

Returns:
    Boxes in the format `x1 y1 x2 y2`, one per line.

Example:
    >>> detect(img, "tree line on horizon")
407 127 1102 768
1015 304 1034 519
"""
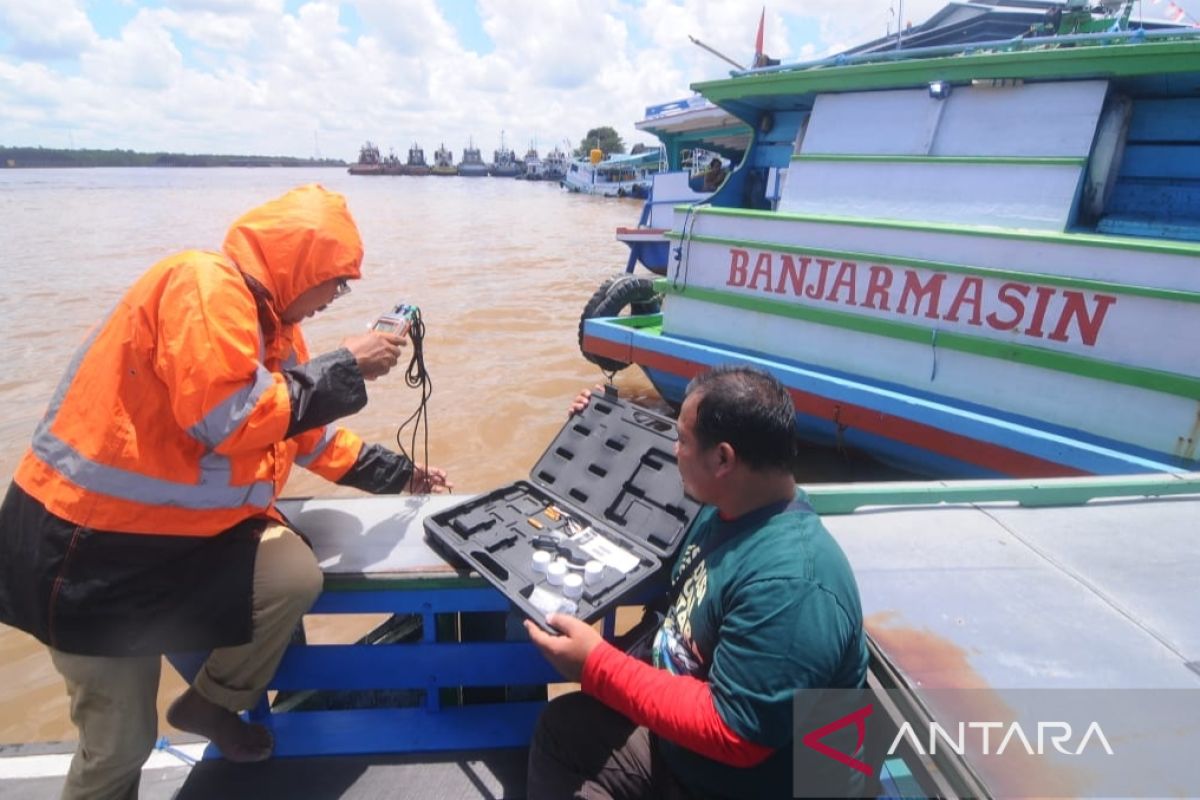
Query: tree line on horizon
0 146 346 169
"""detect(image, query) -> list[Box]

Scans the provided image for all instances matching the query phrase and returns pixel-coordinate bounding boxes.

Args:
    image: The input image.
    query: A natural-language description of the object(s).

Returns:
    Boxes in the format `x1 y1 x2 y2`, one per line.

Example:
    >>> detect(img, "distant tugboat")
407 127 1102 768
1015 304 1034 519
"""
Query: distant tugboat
431 143 457 176
489 131 521 177
399 143 431 176
458 138 488 177
519 145 544 180
542 146 568 182
382 148 403 175
348 141 385 175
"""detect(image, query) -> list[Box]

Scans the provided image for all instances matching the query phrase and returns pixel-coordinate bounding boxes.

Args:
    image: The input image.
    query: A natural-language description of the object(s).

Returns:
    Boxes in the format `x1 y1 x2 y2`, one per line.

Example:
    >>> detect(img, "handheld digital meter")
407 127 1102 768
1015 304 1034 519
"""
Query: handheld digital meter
372 303 419 337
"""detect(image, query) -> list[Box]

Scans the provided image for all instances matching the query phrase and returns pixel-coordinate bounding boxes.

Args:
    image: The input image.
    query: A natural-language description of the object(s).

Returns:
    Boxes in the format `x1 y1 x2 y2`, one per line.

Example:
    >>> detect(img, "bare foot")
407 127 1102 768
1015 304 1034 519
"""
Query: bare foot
167 687 274 763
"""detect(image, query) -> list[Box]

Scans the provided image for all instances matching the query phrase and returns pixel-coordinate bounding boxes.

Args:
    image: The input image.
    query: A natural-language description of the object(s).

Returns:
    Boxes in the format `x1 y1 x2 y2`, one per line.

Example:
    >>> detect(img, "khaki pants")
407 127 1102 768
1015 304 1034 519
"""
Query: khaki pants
49 524 323 800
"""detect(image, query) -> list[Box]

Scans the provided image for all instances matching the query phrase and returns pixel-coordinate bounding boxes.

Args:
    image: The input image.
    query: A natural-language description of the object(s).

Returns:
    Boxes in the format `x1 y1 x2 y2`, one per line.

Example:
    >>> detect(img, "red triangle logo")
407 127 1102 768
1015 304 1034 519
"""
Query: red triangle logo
801 703 875 776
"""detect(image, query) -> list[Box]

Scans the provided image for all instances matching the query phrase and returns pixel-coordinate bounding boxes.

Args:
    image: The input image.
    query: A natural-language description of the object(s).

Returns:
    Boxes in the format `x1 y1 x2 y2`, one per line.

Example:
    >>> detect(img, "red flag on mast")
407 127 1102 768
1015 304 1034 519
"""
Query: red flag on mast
755 7 765 61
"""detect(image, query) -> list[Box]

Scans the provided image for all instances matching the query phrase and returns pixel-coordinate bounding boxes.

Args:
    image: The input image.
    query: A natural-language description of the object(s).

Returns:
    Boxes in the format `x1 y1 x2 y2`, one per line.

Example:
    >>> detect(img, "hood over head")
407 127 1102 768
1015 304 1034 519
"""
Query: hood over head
222 184 363 312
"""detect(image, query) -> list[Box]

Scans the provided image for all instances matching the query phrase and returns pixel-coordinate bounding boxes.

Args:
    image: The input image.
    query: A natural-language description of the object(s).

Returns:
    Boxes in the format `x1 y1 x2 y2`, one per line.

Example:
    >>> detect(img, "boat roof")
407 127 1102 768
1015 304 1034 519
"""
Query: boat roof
693 29 1200 120
635 96 753 158
848 0 1189 54
3 475 1196 797
587 148 664 167
816 472 1200 796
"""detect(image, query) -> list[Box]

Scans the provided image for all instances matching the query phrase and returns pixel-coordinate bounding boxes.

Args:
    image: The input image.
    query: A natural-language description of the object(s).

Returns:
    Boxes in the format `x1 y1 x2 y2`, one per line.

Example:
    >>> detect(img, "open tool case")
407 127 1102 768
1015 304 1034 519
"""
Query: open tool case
424 388 702 632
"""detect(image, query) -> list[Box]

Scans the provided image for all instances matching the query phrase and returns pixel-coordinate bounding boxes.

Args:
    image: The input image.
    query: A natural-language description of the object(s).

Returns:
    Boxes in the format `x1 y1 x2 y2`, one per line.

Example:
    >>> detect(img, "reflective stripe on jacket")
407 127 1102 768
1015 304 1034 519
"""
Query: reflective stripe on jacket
13 185 365 536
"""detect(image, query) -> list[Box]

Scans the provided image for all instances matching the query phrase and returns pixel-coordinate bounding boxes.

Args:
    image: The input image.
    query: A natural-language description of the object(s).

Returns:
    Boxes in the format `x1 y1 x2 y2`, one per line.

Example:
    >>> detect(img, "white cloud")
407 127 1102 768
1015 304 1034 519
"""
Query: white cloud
80 9 183 90
162 0 283 13
0 0 97 60
4 0 1197 159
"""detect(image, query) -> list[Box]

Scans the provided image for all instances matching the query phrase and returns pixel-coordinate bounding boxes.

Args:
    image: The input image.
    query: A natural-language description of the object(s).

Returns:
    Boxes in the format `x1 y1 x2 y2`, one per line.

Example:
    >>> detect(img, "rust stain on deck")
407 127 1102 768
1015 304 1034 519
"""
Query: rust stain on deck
867 612 1093 798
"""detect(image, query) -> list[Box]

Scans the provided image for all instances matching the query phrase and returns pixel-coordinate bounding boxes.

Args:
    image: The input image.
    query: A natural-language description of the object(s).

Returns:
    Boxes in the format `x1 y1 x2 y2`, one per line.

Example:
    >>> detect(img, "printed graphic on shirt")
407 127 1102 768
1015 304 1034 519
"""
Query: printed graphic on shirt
654 558 708 678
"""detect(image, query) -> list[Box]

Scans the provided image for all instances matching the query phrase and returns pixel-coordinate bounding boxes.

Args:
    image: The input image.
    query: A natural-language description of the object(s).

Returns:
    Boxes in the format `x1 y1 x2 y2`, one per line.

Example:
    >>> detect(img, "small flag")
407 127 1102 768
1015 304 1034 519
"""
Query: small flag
1166 1 1186 21
755 7 765 60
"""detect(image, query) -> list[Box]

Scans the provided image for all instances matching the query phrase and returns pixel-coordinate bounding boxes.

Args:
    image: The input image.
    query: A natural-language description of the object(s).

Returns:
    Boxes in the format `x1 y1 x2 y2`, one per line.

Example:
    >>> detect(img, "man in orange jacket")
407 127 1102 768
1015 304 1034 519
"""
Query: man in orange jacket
0 184 450 799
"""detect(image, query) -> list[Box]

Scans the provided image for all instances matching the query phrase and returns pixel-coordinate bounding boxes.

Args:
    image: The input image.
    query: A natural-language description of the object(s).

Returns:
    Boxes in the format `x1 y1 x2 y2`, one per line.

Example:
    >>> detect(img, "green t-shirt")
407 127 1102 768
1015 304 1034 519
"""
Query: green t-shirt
652 489 868 799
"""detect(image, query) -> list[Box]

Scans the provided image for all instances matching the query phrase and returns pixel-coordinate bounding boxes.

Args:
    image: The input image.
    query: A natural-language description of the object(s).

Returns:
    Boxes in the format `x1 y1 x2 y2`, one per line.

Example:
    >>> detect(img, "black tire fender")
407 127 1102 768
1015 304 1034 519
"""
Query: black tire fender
578 275 662 372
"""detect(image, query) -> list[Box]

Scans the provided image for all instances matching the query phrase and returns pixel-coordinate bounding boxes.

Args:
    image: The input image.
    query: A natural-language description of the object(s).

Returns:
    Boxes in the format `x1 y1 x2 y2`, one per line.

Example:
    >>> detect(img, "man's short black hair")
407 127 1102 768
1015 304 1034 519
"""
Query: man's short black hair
685 365 796 472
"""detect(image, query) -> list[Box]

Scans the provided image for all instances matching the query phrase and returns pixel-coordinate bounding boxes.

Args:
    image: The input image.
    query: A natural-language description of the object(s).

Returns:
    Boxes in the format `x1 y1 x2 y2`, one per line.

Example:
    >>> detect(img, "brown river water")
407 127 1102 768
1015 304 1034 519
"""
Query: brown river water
0 167 660 745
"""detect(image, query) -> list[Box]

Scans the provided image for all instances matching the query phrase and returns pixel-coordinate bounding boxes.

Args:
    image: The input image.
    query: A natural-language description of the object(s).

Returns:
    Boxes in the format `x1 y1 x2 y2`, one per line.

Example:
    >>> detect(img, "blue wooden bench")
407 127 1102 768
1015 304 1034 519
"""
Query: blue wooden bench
171 495 566 759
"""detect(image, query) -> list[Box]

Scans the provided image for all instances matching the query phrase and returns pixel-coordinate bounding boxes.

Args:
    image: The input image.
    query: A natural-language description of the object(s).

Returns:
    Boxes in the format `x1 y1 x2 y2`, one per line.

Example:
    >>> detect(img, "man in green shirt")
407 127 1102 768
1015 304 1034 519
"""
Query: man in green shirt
526 366 868 799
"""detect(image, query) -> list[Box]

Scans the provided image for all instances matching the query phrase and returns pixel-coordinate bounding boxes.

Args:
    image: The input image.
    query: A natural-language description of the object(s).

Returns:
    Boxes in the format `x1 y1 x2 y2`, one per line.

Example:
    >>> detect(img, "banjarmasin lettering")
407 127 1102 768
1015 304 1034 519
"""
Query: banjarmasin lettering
724 248 1118 347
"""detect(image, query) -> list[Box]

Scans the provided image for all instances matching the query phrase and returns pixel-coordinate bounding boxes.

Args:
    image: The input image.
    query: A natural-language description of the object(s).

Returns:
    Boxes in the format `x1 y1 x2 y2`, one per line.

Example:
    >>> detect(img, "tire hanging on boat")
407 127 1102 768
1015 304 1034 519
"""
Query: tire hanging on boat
578 275 662 373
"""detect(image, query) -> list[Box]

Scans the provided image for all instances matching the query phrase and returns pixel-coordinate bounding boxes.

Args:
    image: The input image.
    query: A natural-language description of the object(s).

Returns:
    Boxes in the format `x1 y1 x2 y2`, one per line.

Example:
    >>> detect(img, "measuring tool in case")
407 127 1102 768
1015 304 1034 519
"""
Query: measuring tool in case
423 388 702 633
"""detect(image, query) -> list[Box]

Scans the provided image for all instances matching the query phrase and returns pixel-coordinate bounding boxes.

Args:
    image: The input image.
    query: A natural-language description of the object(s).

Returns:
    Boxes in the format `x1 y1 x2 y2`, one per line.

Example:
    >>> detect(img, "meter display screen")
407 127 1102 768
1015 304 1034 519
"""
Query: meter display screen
373 318 405 334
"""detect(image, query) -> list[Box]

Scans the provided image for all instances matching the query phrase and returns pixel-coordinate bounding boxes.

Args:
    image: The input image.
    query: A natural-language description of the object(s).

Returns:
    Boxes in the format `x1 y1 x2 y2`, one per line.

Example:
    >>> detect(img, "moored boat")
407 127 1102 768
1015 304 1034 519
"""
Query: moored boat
615 96 753 274
347 141 386 175
542 146 569 181
518 146 543 180
6 471 1196 798
458 138 489 177
489 131 522 177
431 143 457 176
560 147 664 198
398 143 431 176
579 2 1200 478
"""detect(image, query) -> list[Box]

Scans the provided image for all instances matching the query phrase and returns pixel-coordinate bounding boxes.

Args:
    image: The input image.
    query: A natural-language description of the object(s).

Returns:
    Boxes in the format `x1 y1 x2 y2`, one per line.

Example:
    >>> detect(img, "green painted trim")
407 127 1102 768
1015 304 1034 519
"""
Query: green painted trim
603 316 665 336
791 153 1087 167
684 205 1200 259
663 231 1200 305
653 280 1200 399
694 40 1200 104
805 472 1200 514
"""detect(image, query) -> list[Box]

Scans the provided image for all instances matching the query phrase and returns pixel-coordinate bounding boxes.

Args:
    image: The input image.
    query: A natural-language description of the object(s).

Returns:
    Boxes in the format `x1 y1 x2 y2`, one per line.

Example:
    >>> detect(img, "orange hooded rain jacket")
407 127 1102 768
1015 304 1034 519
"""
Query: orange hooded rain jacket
0 185 415 655
14 185 373 536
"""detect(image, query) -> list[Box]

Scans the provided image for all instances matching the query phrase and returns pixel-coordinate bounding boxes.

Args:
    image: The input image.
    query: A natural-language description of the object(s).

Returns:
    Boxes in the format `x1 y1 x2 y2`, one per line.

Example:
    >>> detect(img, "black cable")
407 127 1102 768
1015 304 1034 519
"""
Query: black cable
394 309 432 483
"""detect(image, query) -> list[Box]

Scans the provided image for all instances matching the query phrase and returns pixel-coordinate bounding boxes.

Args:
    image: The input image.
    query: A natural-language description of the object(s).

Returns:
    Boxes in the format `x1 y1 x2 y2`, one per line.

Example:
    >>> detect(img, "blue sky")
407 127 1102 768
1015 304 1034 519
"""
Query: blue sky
1 0 1197 161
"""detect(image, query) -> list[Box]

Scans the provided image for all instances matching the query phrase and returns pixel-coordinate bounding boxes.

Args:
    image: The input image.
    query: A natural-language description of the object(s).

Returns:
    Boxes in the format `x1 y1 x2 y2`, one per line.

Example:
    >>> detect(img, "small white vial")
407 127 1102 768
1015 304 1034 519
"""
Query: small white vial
562 572 583 599
531 550 552 573
584 560 604 585
546 560 567 586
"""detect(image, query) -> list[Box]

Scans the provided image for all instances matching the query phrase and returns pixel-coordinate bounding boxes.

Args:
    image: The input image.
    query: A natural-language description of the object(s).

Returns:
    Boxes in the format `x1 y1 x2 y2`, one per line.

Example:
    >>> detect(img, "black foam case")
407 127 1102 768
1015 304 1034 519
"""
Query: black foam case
424 389 701 632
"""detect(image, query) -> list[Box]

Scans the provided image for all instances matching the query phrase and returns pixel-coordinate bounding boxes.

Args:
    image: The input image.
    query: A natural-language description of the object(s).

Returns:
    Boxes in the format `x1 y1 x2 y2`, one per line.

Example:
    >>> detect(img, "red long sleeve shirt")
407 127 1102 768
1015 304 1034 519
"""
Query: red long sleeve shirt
581 640 774 768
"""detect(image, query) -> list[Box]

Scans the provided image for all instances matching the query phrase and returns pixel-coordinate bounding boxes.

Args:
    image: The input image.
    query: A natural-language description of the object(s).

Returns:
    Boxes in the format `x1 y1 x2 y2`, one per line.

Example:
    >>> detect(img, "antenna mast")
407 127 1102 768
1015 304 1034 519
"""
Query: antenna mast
688 35 747 70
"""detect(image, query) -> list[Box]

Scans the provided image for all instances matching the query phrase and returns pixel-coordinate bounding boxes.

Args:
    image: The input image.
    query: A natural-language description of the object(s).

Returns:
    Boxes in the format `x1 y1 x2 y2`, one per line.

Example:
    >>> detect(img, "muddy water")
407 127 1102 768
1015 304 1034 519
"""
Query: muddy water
0 167 658 744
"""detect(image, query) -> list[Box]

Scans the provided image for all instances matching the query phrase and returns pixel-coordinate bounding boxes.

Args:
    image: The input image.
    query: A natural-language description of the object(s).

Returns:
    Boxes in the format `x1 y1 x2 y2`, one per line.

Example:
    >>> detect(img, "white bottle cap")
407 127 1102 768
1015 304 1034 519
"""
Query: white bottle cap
546 560 567 586
562 572 583 598
584 560 605 585
531 550 552 573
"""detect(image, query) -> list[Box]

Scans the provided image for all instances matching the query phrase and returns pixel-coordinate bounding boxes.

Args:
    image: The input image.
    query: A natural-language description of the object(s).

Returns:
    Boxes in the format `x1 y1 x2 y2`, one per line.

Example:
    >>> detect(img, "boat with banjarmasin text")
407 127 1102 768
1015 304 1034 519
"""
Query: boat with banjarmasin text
580 1 1200 478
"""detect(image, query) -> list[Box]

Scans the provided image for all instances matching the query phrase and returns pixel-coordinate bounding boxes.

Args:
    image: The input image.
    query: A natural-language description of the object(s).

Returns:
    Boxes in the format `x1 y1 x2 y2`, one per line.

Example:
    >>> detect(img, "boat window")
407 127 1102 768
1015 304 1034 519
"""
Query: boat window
1093 96 1200 242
